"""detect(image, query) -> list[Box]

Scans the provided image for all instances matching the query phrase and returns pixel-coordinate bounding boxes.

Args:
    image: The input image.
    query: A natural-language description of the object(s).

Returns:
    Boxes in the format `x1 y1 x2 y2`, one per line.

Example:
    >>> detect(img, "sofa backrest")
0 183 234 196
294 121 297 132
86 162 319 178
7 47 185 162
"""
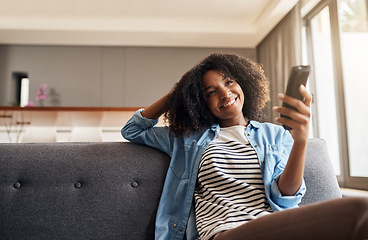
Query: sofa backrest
0 139 341 239
0 142 170 240
301 138 342 205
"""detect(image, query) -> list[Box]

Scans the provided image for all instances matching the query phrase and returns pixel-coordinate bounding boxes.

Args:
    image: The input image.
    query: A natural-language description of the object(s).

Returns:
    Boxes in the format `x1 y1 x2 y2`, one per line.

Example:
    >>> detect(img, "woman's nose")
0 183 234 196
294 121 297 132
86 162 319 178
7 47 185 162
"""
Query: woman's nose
219 87 231 99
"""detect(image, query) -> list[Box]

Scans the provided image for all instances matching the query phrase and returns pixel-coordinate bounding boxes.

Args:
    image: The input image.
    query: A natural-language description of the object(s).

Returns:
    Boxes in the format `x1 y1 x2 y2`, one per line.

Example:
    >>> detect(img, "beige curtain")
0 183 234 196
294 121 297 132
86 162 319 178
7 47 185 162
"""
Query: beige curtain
256 3 303 123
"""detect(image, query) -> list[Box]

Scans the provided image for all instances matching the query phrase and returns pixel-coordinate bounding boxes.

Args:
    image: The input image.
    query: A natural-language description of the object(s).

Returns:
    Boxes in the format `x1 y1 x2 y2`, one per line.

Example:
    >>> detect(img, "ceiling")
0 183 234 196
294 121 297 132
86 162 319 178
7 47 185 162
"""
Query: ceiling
0 0 317 48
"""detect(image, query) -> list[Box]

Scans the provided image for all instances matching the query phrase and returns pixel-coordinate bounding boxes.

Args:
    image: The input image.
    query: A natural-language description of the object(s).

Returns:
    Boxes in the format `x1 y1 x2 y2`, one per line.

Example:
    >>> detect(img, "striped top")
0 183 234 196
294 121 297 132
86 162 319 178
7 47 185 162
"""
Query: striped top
194 125 272 240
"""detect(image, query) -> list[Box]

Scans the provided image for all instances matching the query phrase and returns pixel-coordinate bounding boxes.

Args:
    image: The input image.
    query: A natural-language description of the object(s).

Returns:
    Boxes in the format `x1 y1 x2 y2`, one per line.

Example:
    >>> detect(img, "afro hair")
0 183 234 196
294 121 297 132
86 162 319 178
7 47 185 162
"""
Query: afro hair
164 53 270 135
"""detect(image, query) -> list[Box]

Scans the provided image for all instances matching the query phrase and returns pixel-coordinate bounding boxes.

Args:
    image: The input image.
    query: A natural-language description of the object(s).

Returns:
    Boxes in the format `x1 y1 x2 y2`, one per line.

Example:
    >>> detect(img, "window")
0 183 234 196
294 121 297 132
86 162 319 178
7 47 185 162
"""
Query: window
304 0 368 189
338 0 368 178
309 6 342 175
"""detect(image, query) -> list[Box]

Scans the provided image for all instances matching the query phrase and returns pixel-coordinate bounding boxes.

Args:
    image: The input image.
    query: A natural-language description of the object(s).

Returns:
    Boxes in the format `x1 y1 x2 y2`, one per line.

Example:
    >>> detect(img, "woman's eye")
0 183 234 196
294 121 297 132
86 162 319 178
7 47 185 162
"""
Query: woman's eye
207 91 215 97
225 79 234 85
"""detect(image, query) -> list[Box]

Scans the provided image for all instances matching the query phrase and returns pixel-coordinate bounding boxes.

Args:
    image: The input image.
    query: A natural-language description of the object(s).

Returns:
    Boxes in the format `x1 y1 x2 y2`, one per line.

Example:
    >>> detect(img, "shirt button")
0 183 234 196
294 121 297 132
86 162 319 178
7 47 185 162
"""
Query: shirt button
254 145 258 147
179 228 183 232
173 224 177 228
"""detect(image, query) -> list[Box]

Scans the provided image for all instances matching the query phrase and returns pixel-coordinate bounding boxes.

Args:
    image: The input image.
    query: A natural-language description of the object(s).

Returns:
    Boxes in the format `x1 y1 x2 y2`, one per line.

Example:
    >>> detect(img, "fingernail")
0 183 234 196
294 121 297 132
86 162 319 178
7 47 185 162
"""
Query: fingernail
278 93 285 99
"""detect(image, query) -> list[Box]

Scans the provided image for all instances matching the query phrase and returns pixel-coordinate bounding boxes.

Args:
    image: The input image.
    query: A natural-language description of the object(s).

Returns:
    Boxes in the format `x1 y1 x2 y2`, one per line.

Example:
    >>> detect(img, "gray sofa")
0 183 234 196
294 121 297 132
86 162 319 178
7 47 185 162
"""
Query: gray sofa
0 139 341 240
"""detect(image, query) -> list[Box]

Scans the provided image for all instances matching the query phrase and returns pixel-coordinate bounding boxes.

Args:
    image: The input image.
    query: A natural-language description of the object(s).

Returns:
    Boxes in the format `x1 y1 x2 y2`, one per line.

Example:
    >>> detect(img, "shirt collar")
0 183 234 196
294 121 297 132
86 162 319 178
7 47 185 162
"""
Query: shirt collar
249 120 261 129
210 124 220 133
210 120 260 133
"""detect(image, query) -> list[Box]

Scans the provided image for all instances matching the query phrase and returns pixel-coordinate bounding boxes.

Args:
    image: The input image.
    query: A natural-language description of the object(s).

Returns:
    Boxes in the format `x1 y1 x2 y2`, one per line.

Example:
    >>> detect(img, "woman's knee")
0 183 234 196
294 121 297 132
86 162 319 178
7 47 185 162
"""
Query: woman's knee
340 197 368 228
345 197 368 239
344 197 368 212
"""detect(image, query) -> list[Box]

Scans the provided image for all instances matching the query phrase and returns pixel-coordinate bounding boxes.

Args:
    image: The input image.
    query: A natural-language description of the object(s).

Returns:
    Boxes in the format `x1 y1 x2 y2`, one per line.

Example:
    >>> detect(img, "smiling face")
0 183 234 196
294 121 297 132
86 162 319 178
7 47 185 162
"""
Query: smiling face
202 70 248 127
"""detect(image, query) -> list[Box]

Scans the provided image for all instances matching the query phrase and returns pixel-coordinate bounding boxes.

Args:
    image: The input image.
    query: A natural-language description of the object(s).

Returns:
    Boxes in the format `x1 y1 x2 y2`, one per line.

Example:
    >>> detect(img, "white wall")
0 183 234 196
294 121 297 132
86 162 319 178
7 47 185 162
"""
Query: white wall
0 45 255 107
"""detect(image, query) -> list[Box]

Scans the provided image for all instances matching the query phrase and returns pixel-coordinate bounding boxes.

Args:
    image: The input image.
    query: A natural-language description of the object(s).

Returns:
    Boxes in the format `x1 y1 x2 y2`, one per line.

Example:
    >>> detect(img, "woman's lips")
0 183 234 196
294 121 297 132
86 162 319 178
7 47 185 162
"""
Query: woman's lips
220 98 236 108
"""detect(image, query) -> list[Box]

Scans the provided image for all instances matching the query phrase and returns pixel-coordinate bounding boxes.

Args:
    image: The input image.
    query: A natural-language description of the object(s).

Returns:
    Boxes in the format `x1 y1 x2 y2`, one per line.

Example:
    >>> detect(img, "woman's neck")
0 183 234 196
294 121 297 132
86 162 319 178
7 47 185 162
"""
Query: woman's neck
219 116 248 128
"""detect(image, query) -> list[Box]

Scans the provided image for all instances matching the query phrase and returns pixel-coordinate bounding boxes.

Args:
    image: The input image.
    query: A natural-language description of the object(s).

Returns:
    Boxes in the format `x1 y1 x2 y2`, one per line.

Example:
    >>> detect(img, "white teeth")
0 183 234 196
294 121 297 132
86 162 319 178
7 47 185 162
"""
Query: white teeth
223 99 235 107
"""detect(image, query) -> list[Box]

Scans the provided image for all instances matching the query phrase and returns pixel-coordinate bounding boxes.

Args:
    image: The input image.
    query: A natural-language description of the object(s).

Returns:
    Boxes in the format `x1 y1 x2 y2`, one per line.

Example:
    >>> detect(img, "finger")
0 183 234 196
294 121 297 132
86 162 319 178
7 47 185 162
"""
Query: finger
278 92 310 116
299 85 312 107
273 106 309 124
294 86 312 117
275 113 309 131
278 93 297 106
275 116 297 130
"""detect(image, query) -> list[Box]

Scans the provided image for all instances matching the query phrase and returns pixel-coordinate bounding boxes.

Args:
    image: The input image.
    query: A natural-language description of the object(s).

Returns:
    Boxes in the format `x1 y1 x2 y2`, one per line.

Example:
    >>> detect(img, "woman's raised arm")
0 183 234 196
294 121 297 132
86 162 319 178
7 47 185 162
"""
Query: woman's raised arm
273 85 312 196
141 91 173 120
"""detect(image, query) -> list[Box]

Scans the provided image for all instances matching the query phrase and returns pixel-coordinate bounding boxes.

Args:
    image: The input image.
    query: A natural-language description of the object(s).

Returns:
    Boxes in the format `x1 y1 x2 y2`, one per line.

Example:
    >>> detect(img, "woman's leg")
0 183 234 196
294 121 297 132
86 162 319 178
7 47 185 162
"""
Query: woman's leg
213 197 368 240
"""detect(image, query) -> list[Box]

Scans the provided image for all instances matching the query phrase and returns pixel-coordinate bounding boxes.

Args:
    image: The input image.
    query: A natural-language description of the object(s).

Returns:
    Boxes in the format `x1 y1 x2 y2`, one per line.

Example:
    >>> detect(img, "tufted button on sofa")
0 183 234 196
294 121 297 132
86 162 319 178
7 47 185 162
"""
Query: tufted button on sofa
0 139 341 239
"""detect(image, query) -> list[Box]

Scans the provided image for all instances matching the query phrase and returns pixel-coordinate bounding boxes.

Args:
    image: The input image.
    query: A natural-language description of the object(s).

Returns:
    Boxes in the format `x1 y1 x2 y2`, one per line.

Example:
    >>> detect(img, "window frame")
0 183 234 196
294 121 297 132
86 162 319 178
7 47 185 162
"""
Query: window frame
303 0 368 190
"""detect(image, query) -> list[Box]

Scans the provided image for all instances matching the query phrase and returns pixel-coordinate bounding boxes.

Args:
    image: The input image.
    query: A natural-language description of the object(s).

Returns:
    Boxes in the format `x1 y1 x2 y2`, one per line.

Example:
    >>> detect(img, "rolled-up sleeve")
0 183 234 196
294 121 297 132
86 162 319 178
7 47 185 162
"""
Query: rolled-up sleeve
121 109 173 155
270 173 306 210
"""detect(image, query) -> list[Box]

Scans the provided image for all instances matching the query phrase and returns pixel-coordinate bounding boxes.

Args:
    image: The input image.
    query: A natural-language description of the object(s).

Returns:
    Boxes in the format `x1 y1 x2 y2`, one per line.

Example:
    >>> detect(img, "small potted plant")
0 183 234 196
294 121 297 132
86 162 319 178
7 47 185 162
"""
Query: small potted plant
36 83 47 106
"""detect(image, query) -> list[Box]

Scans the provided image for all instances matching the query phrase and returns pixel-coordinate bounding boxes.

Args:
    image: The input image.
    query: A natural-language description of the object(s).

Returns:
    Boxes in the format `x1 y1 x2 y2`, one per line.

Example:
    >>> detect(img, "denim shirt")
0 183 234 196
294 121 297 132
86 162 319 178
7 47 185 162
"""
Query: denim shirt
121 110 306 240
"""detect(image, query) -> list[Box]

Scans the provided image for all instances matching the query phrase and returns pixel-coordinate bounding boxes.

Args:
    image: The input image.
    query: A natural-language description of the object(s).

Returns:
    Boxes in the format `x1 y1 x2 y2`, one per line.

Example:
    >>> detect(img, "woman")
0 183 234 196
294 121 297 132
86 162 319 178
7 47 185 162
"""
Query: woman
122 53 368 240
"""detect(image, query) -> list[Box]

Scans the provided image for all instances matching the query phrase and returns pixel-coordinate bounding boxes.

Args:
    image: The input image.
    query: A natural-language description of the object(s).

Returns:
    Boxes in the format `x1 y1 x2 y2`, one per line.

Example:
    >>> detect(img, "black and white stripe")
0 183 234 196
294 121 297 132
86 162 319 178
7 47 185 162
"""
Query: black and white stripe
194 140 272 240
